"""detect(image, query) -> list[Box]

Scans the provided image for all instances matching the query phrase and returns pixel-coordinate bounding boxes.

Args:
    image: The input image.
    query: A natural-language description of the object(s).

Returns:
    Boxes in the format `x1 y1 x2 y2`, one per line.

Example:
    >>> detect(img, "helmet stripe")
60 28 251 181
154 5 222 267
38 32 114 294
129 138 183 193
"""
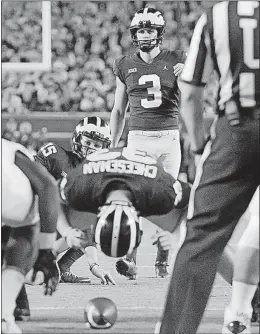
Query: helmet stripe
127 211 136 255
96 116 101 128
111 205 122 257
83 117 89 127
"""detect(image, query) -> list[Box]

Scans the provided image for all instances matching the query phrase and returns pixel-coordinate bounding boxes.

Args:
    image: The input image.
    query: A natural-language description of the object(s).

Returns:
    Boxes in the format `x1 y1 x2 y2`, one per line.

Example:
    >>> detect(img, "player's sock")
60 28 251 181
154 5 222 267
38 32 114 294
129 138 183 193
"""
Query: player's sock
58 248 84 272
155 242 169 263
229 281 257 315
16 285 29 309
2 268 24 319
125 248 137 264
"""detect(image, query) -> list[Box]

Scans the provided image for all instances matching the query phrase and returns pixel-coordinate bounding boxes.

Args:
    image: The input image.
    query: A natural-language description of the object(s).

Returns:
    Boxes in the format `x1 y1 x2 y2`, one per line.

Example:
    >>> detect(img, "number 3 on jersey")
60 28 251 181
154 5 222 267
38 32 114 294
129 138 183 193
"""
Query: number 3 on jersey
139 74 162 108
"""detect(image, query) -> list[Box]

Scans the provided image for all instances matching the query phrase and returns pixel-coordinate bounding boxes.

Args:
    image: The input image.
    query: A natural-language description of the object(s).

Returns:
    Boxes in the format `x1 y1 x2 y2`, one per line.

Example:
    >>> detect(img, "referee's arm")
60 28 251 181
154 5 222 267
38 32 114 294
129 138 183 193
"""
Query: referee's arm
179 12 214 154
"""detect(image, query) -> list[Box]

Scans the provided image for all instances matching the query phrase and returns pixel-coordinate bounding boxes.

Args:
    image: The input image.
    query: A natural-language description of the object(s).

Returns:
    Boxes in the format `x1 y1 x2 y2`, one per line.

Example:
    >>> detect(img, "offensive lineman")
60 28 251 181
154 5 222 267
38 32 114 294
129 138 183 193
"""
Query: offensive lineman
59 147 191 257
110 7 186 278
1 139 60 334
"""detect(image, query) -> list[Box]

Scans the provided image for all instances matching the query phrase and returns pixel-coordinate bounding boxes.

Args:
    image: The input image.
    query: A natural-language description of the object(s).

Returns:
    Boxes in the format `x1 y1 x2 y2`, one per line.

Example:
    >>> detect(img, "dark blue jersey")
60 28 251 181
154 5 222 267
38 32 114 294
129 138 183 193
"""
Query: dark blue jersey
35 142 82 180
62 147 190 217
113 50 186 130
35 142 94 231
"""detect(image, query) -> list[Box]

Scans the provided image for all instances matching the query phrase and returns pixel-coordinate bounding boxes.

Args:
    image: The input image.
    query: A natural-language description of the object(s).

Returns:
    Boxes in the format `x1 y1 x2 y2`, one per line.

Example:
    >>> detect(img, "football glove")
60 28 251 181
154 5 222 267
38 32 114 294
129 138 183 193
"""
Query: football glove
32 249 60 296
115 258 137 278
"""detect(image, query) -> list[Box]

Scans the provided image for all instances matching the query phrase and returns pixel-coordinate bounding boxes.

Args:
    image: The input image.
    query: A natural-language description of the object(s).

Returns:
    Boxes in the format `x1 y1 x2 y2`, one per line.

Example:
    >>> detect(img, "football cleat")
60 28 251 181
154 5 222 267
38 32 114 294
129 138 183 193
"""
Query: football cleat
14 287 30 322
155 261 169 278
59 270 91 284
222 307 251 333
115 258 138 280
2 317 22 334
14 307 30 322
84 297 117 329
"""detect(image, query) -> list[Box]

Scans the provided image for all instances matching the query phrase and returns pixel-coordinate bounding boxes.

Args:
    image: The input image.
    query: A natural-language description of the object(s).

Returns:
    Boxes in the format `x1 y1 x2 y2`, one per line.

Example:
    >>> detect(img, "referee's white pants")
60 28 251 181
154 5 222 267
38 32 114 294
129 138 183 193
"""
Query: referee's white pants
127 129 181 179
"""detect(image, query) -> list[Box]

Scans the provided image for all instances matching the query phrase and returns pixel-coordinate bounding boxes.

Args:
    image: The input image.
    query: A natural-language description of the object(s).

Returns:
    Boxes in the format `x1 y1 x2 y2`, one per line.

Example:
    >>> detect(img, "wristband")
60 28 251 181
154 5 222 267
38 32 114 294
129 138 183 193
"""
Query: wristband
89 263 99 272
39 232 57 249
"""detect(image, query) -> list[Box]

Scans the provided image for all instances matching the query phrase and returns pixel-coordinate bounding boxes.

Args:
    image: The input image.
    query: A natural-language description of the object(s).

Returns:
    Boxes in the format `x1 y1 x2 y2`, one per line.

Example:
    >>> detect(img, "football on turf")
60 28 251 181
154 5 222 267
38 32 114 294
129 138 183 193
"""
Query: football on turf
84 297 117 329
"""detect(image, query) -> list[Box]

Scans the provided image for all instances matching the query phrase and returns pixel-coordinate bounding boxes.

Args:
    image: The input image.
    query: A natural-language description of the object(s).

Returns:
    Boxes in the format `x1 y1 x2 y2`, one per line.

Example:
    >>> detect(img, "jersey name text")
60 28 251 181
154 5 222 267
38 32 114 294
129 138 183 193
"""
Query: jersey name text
82 159 157 178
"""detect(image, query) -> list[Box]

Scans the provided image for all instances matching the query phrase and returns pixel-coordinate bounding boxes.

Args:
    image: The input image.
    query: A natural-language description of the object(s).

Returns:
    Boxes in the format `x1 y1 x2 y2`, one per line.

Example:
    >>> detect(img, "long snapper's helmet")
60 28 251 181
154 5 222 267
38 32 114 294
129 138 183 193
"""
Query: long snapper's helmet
72 116 111 159
94 201 143 258
130 8 165 50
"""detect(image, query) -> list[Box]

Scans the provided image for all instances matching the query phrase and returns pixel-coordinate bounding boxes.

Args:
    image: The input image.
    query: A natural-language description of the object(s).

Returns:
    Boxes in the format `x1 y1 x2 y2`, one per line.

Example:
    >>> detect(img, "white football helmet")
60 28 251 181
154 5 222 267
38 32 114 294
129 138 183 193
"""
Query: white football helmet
130 8 165 51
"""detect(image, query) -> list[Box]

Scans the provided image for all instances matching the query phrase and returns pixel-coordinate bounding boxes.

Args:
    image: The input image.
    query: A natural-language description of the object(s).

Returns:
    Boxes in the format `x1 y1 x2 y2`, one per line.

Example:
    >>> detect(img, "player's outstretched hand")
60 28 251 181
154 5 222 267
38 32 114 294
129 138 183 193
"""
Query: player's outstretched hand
173 63 184 77
32 249 60 296
152 230 174 251
90 263 116 285
64 227 90 249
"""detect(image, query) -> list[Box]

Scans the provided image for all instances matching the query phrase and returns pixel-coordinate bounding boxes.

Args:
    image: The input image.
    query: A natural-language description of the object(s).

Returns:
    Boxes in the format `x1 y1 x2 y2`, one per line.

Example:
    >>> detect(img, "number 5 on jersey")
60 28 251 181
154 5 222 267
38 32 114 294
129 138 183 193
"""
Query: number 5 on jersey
139 74 162 108
41 143 57 157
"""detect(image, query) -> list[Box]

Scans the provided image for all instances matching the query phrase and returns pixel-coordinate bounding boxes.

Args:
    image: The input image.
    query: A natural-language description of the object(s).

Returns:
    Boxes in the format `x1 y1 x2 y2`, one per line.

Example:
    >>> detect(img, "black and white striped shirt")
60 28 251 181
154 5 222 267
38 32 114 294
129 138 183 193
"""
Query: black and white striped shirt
181 1 259 110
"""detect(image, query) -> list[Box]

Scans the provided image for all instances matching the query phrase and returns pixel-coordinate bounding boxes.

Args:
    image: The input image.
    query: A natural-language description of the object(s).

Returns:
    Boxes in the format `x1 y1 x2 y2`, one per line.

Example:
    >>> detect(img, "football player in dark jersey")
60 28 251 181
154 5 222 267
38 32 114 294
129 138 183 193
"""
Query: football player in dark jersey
35 116 114 283
110 7 186 279
59 147 191 258
14 116 115 322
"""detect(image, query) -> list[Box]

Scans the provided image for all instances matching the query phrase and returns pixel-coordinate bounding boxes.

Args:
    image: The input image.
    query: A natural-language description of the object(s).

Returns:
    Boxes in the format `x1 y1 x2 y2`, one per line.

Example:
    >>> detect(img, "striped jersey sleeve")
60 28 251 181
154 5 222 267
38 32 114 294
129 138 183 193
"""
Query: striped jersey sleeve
180 12 214 86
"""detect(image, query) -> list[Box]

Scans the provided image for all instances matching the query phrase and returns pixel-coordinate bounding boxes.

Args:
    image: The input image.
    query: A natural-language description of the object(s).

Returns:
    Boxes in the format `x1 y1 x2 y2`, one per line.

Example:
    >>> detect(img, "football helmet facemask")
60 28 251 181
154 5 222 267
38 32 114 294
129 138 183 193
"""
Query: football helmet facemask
72 116 111 159
94 201 143 258
130 8 165 52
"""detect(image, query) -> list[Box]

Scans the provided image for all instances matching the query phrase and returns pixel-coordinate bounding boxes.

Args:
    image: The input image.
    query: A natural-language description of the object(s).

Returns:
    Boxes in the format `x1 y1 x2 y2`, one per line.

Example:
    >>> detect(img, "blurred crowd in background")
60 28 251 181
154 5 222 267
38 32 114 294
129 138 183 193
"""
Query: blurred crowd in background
2 1 218 182
2 118 49 154
1 1 217 114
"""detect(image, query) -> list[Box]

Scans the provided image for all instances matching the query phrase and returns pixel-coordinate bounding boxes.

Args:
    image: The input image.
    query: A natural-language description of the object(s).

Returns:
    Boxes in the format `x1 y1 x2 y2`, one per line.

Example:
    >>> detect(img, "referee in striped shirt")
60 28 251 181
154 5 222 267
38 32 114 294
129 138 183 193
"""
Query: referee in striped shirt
158 1 259 333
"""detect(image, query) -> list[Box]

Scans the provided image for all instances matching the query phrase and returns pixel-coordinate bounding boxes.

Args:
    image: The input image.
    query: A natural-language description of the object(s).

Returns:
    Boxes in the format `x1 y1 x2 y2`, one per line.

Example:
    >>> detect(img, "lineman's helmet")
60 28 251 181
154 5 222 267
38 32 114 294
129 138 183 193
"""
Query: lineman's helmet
130 8 165 51
72 116 111 159
94 201 143 258
84 298 117 329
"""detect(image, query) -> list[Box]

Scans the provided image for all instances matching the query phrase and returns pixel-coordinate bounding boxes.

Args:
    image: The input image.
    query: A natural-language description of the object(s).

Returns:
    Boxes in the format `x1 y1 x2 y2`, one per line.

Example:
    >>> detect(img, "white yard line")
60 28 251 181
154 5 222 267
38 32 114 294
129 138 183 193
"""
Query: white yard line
30 306 224 311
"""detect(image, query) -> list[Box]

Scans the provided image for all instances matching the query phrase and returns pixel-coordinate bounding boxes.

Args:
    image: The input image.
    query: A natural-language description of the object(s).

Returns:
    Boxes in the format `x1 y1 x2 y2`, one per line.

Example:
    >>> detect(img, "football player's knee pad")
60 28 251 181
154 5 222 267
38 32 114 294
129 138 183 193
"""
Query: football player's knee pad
4 223 40 275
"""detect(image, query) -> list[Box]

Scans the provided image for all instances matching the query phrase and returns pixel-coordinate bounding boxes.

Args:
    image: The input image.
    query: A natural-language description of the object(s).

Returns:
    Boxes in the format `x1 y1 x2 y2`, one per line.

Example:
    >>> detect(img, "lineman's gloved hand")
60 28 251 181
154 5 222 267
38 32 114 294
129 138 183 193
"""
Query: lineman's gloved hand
64 227 89 249
32 249 60 296
90 263 116 285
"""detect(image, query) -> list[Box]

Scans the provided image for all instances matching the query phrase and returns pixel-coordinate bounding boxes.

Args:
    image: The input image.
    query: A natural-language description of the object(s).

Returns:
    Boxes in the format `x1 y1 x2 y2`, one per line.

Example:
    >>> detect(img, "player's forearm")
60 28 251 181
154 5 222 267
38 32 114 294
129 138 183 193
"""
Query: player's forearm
110 108 126 148
37 182 59 234
180 85 207 151
15 151 59 235
56 205 71 237
182 102 205 151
